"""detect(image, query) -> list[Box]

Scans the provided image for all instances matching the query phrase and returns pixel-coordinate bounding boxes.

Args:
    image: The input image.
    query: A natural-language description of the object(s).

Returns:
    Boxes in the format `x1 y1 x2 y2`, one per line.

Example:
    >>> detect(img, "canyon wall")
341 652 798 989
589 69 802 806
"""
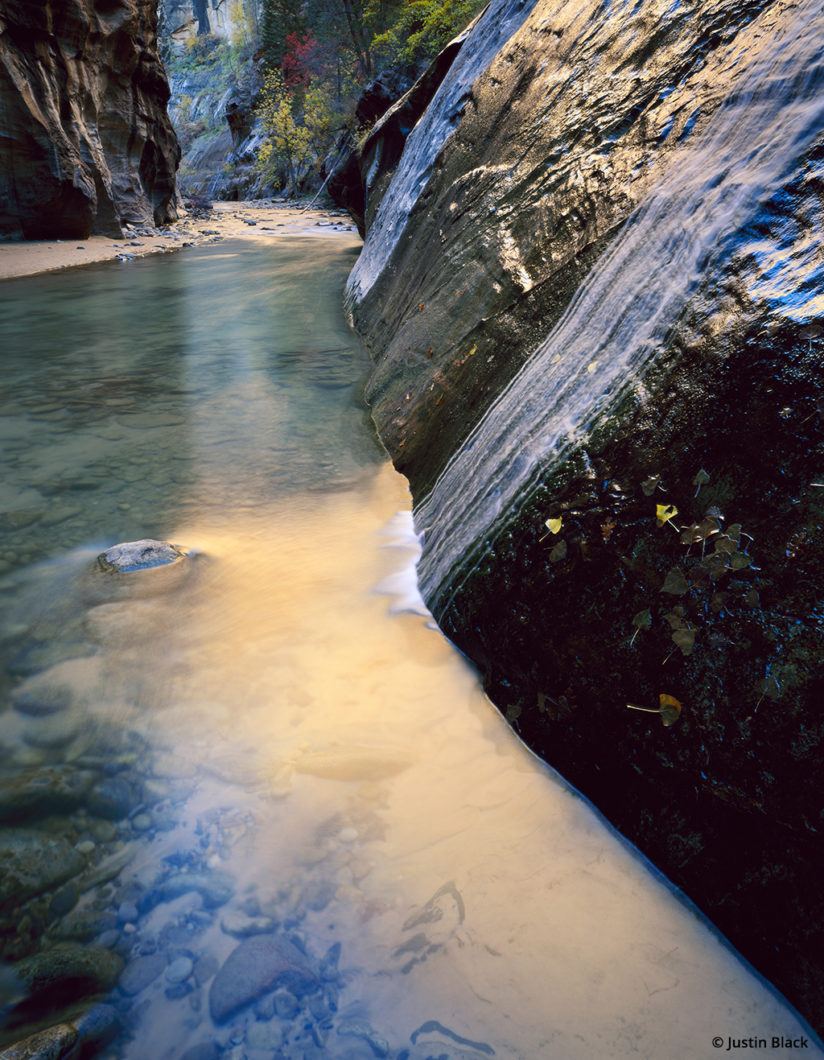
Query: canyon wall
344 0 824 1033
0 0 179 240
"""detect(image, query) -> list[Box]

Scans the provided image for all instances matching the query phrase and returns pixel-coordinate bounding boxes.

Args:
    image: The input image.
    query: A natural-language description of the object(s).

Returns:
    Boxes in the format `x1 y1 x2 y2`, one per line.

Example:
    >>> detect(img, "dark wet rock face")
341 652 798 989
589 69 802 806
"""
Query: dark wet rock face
0 0 180 240
347 0 824 1032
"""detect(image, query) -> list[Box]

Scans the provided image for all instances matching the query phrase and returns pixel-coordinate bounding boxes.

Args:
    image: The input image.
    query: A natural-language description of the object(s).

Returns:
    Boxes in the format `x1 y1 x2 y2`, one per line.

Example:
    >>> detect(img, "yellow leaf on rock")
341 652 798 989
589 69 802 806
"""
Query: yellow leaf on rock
656 503 678 526
545 517 563 534
659 693 682 726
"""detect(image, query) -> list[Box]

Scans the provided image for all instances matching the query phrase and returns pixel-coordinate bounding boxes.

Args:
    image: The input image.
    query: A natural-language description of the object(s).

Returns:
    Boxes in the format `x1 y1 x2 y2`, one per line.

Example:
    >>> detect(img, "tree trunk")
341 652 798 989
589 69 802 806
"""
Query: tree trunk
192 0 211 34
340 0 372 77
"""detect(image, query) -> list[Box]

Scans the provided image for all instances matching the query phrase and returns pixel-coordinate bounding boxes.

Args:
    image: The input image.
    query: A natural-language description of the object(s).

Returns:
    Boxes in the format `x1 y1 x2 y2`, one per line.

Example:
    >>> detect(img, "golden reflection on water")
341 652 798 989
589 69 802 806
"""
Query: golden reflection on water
1 238 818 1058
53 462 816 1059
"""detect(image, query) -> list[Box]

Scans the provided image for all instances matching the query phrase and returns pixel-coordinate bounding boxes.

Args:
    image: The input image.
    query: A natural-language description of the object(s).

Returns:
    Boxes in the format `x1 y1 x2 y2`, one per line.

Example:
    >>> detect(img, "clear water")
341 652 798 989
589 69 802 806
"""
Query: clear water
0 238 819 1059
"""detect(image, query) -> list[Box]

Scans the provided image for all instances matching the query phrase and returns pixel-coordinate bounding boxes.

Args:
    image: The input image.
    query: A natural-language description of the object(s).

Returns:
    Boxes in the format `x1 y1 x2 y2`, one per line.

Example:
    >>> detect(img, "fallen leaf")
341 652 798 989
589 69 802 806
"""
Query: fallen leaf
696 516 721 540
700 553 729 582
661 567 689 595
625 693 682 727
672 627 696 655
632 609 652 631
729 552 752 570
641 474 661 496
545 516 563 535
656 503 679 527
664 609 685 629
549 540 567 563
714 535 737 555
659 693 682 726
601 517 617 542
680 524 704 545
693 468 711 488
756 673 782 701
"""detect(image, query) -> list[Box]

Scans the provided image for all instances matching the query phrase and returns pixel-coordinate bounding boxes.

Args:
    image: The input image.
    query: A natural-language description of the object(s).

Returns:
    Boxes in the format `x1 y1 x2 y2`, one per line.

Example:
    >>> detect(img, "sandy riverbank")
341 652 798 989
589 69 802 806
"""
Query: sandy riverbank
0 200 357 281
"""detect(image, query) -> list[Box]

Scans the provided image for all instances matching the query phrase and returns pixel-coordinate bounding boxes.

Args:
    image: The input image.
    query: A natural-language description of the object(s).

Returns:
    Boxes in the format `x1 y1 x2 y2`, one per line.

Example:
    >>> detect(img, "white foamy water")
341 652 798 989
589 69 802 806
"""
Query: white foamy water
416 0 824 602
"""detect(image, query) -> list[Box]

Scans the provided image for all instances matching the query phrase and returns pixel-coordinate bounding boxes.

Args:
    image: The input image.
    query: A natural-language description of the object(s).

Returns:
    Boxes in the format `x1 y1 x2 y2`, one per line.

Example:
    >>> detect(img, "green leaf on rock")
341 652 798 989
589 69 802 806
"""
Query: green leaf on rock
672 627 696 655
632 609 652 631
730 552 752 570
714 535 736 555
661 567 689 595
693 468 710 495
549 539 567 563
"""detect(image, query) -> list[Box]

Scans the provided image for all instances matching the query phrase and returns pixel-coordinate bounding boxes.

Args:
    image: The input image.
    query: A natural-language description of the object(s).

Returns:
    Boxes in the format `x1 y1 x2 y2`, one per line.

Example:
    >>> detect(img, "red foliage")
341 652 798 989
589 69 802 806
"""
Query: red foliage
281 31 319 87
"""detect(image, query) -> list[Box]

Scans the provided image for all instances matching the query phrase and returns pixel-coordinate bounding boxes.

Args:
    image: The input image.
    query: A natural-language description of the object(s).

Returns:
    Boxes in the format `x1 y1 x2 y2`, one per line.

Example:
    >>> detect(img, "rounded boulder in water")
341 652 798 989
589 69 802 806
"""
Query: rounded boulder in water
97 540 190 573
88 540 197 602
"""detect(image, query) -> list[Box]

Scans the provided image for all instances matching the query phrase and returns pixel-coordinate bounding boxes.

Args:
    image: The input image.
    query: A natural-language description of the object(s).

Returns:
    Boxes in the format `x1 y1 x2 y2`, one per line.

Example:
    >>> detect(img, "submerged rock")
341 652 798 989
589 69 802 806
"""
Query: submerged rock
0 1022 77 1060
14 945 123 1003
150 870 235 911
208 935 318 1024
0 832 86 916
118 953 166 997
0 767 95 823
10 658 102 718
86 776 135 821
346 0 824 1031
0 1003 119 1060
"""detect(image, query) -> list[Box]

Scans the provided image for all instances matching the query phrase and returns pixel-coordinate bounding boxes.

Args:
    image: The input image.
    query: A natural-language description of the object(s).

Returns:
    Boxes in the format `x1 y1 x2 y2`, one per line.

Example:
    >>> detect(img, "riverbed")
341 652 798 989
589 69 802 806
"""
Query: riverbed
0 230 819 1059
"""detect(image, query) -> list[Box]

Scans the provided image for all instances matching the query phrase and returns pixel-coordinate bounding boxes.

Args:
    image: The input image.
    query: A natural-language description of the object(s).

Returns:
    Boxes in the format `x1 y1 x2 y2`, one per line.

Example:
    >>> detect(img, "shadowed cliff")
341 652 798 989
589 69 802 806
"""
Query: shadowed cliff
0 0 180 240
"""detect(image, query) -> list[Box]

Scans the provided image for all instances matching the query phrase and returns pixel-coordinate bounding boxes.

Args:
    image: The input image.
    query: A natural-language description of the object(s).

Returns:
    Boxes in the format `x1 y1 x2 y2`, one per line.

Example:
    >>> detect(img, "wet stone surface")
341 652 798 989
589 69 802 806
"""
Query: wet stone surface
97 540 190 574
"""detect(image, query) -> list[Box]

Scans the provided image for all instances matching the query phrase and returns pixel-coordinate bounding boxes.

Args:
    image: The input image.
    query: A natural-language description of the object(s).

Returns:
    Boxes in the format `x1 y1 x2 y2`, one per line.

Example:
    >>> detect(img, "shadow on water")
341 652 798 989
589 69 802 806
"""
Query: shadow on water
0 239 821 1059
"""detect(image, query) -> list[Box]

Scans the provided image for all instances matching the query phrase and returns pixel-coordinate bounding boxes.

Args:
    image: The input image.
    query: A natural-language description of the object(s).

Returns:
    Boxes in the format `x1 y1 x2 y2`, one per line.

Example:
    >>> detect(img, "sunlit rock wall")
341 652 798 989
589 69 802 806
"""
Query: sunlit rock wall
346 0 824 1033
0 0 180 239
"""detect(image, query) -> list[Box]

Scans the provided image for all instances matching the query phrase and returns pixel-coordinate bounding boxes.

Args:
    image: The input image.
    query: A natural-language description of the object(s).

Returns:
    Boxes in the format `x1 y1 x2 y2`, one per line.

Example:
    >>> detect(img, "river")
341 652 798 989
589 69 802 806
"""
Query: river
0 232 819 1059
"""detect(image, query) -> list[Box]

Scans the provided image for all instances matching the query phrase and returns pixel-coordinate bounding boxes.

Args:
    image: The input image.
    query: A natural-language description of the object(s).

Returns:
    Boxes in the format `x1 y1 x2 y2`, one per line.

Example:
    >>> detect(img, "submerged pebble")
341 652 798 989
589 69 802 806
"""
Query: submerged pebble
119 953 165 997
166 956 194 983
209 934 318 1024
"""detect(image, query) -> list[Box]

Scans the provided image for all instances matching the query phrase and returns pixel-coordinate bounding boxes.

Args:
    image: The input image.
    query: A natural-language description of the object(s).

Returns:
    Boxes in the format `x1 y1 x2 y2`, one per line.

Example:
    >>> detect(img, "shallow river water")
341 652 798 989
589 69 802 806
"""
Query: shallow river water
0 235 819 1059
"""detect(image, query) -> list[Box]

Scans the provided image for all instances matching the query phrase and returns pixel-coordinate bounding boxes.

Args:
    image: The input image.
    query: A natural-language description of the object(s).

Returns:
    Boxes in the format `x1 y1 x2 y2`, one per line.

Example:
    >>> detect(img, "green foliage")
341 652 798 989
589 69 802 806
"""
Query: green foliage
370 0 486 65
303 85 337 155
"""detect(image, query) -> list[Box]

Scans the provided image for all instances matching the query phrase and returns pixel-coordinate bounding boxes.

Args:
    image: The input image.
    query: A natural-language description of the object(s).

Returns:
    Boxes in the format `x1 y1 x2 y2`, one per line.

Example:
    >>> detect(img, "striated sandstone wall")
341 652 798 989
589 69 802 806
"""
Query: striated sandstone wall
0 0 180 240
344 0 824 1033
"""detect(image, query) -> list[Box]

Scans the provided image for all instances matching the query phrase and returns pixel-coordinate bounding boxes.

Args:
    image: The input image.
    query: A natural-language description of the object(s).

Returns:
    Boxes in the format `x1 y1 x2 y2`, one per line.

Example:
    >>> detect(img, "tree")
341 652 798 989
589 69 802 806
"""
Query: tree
255 71 312 188
371 0 486 65
192 0 211 35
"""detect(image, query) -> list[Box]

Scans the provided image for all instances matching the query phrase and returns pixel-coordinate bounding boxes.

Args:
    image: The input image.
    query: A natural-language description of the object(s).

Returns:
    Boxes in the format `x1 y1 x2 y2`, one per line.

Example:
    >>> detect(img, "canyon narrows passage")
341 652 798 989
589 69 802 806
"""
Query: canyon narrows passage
0 232 819 1058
